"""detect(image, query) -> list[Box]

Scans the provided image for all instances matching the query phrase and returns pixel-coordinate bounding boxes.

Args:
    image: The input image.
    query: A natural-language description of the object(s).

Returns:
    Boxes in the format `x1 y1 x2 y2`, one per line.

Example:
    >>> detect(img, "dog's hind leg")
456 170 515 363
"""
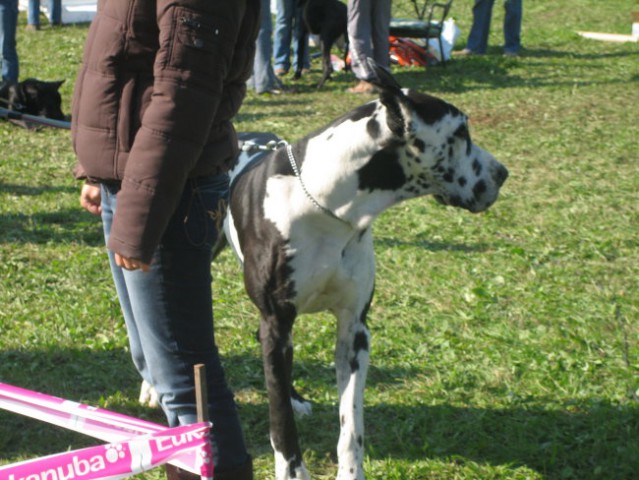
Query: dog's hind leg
334 304 371 480
316 35 334 89
260 313 311 480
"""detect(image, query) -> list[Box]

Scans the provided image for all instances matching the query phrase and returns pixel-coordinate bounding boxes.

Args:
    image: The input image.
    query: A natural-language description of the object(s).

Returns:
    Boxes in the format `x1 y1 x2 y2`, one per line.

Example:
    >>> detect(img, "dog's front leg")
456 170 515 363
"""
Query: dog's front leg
261 316 310 480
335 310 370 480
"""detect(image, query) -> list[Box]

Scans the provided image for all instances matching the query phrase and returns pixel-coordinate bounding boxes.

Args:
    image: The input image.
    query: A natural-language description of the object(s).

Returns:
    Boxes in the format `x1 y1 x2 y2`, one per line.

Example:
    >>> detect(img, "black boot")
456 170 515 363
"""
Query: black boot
165 464 200 480
165 456 253 480
213 457 253 480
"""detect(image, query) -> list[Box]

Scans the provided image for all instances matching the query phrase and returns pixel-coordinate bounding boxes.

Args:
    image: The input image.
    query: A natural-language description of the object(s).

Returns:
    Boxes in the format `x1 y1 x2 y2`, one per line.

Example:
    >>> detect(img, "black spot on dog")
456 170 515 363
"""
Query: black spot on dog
473 179 487 197
366 117 380 139
353 331 369 353
358 147 406 192
472 158 482 176
350 358 359 372
407 90 459 125
458 176 467 187
350 102 377 122
413 138 425 153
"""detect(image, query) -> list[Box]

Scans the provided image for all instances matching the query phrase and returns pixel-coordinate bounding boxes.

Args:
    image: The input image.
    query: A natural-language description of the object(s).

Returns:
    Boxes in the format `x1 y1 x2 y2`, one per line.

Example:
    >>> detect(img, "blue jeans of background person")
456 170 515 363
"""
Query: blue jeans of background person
466 0 522 54
100 173 250 473
27 0 62 26
0 0 19 83
247 0 281 93
273 0 309 73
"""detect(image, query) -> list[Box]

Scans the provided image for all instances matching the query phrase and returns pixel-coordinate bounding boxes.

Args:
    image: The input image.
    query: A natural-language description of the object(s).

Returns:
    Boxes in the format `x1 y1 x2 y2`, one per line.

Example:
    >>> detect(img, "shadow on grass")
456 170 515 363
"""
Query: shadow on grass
2 348 637 478
0 182 76 197
394 47 638 95
0 209 103 246
376 235 489 253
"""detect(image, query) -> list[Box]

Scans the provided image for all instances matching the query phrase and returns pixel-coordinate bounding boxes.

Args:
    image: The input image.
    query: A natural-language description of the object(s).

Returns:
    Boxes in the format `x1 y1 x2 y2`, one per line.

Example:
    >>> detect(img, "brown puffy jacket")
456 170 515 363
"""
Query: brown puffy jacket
72 0 259 263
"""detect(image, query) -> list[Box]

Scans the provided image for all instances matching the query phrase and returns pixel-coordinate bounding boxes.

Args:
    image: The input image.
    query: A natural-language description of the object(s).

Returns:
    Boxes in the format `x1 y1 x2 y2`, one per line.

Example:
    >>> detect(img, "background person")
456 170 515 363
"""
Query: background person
26 0 62 30
456 0 523 56
273 0 309 76
0 0 19 85
248 0 286 94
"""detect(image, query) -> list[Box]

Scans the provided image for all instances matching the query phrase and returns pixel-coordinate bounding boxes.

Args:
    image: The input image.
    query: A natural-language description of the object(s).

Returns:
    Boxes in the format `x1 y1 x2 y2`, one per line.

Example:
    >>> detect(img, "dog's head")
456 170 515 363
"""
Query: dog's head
367 65 508 213
6 79 66 120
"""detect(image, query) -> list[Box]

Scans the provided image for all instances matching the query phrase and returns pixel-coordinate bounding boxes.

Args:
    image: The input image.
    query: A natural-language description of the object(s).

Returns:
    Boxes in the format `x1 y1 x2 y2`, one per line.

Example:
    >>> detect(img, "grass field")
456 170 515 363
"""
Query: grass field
1 1 638 478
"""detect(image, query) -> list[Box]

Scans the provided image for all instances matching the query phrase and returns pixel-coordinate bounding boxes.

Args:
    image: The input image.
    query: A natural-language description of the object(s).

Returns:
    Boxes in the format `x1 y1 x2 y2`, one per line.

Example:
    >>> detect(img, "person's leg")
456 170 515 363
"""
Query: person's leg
371 0 391 70
273 0 293 74
27 0 40 27
347 0 374 81
503 0 522 54
0 0 19 83
48 0 62 25
249 0 281 93
465 0 495 54
100 183 154 389
101 175 250 473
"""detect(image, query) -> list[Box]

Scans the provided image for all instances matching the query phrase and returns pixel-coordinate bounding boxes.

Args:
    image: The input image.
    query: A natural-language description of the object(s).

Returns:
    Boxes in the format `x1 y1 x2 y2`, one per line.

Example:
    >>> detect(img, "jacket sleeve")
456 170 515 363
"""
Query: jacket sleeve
107 0 259 263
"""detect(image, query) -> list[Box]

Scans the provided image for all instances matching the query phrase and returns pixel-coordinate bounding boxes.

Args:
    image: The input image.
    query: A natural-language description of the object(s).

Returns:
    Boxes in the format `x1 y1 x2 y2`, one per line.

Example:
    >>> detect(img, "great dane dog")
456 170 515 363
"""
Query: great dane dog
221 65 508 480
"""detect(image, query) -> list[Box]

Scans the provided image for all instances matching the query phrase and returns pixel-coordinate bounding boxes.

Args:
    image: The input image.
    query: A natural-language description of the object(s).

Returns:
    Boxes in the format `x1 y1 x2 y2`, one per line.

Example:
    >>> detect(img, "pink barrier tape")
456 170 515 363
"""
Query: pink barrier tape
0 383 212 476
0 423 213 480
0 383 163 442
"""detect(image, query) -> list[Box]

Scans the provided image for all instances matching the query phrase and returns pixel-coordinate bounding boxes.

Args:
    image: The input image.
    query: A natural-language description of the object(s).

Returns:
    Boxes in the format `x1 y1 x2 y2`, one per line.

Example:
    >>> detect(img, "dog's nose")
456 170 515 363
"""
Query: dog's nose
493 164 509 187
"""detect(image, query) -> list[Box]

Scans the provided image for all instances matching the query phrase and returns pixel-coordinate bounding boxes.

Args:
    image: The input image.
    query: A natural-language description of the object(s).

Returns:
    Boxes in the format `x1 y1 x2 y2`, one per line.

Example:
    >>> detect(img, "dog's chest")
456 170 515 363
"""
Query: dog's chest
287 230 375 314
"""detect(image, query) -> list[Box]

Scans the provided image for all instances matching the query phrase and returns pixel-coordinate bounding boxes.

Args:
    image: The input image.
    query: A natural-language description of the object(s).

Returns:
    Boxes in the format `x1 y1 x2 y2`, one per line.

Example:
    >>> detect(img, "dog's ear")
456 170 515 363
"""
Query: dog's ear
365 59 407 137
48 79 65 91
366 59 402 93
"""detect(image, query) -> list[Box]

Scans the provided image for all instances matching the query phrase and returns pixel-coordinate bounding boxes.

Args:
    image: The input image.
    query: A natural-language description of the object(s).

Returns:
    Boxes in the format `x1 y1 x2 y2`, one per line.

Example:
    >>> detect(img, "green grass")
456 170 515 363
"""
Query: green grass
1 1 639 478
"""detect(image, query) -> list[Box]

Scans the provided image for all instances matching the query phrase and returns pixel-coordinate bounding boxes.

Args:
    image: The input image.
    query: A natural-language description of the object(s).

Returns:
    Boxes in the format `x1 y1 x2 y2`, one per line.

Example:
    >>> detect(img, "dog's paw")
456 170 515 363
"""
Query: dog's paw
292 397 313 417
290 387 312 417
139 380 159 408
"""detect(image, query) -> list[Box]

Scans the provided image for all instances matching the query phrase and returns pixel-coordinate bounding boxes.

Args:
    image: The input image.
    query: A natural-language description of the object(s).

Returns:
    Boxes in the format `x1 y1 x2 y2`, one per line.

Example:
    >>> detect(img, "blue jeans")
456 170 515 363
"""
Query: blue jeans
27 0 62 25
247 0 281 93
273 0 309 72
100 173 250 472
466 0 522 54
0 0 19 83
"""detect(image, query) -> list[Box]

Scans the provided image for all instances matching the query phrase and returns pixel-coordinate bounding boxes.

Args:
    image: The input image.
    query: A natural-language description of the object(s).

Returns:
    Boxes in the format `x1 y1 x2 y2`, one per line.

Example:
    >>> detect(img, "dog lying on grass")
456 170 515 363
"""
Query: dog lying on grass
0 78 65 121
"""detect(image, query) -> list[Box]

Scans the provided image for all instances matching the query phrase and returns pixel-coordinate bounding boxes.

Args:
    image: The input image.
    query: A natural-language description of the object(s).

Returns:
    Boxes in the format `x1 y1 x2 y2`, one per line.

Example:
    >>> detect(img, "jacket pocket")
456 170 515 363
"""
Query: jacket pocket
164 7 230 78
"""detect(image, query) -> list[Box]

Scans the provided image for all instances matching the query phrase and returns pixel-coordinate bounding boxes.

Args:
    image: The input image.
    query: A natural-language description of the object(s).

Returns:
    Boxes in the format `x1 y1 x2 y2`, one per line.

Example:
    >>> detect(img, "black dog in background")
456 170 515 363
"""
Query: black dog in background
0 79 65 120
295 0 348 89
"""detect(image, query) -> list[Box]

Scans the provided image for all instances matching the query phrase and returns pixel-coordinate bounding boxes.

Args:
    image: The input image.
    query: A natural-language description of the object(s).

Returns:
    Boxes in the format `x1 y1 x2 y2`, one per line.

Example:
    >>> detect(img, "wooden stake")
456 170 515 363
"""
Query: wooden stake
194 364 209 423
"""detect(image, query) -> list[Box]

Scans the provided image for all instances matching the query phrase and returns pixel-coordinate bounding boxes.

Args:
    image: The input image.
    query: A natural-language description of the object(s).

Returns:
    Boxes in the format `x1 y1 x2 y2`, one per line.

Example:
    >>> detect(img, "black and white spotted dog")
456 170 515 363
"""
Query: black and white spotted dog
220 65 508 480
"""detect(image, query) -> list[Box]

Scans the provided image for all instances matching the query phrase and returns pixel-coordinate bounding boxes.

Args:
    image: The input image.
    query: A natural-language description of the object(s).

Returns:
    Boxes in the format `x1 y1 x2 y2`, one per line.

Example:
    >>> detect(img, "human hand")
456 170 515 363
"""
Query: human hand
80 184 102 216
114 253 151 272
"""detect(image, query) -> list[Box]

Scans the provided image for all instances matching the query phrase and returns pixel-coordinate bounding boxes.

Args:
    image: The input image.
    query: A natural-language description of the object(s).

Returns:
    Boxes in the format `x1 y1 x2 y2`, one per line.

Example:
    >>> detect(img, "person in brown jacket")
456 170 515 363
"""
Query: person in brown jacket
72 1 259 479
